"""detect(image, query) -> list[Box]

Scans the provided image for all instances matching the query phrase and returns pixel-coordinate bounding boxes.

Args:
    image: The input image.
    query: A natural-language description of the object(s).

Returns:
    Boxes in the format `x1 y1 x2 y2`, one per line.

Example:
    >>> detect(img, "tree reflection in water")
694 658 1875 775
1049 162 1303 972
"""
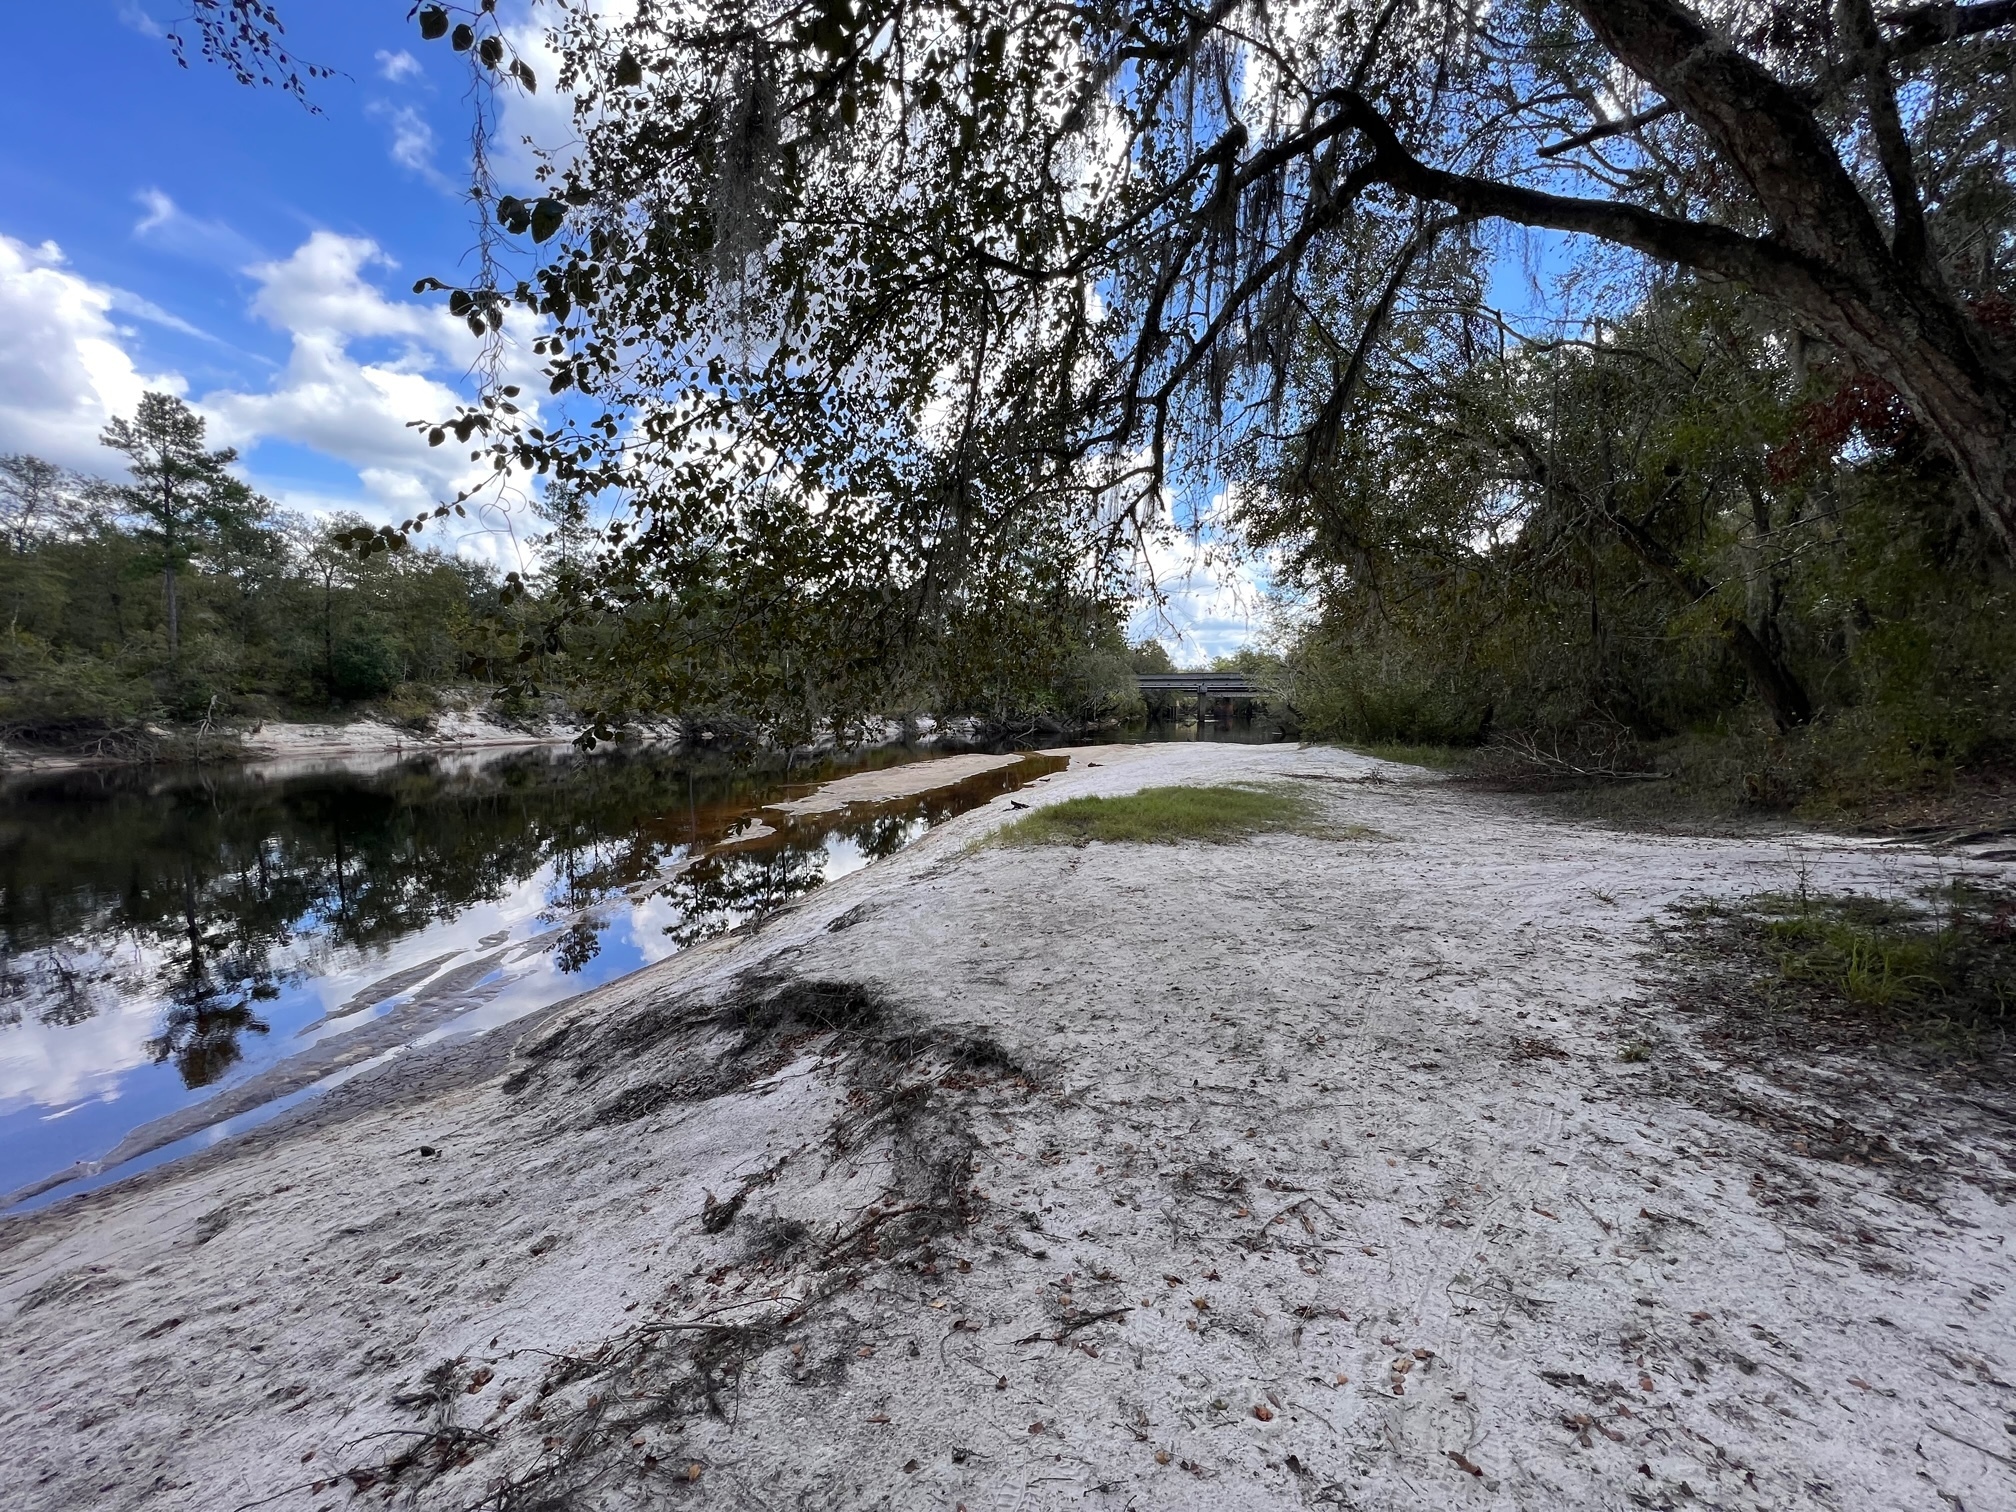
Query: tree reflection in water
0 745 1042 1091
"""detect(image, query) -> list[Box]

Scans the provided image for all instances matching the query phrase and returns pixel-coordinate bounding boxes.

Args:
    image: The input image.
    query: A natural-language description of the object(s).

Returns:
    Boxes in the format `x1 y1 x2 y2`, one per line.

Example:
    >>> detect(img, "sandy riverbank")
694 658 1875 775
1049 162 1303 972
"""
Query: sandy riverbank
0 709 1015 779
2 741 2011 1510
0 709 592 778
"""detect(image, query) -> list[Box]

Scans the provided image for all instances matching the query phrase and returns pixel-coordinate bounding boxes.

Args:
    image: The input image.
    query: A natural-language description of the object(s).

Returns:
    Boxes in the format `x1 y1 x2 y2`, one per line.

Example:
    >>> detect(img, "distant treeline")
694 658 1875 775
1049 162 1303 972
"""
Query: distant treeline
0 395 1167 752
0 408 523 748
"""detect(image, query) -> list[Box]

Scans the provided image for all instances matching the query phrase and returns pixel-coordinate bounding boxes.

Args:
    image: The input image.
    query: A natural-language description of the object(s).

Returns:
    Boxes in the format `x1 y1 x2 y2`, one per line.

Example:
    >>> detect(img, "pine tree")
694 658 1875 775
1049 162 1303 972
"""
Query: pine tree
99 393 262 669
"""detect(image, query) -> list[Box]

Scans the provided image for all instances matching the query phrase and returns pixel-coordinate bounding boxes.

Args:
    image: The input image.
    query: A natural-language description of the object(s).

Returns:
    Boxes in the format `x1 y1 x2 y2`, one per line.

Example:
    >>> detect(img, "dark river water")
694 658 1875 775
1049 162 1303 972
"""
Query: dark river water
0 717 1284 1208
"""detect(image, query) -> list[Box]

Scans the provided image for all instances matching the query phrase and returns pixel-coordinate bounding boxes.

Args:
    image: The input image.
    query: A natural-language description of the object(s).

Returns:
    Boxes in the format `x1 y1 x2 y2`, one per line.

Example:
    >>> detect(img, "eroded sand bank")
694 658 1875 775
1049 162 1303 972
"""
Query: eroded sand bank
763 750 1033 815
1 742 2010 1511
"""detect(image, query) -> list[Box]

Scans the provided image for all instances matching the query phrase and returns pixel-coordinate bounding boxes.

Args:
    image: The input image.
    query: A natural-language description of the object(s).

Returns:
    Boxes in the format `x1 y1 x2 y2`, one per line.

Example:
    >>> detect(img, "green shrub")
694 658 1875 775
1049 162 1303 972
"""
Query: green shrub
329 635 401 701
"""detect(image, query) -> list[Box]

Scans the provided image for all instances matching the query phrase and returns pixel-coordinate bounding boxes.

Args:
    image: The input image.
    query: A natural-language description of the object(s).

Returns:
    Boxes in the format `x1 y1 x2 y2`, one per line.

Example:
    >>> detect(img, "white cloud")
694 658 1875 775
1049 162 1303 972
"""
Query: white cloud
0 223 546 544
132 189 262 268
490 4 614 190
1127 532 1270 666
132 188 175 236
368 103 458 191
104 286 223 345
376 48 424 83
0 234 183 472
202 232 546 522
117 3 164 39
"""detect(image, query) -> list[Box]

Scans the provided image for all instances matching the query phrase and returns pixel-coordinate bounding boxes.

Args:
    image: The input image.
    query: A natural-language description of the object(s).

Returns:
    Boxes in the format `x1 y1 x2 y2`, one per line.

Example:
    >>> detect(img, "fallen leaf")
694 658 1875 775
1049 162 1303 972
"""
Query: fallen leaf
1848 1376 1871 1391
1029 1421 1045 1435
1334 1373 1350 1384
1253 1404 1274 1421
685 1464 702 1482
928 1299 947 1309
1447 1450 1484 1477
902 1460 919 1473
865 1414 891 1424
1191 1296 1210 1311
1154 1449 1172 1465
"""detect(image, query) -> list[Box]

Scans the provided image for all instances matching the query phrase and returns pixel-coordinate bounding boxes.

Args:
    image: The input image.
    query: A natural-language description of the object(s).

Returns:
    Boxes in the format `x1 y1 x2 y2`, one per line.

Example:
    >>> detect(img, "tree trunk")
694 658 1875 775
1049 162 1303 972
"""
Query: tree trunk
1724 617 1813 730
164 564 180 664
1592 495 1814 730
1568 0 2016 548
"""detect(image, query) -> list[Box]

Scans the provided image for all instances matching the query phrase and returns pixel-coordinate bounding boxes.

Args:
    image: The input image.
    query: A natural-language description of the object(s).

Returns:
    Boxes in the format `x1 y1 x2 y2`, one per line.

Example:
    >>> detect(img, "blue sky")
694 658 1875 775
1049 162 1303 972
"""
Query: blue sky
2 1 570 572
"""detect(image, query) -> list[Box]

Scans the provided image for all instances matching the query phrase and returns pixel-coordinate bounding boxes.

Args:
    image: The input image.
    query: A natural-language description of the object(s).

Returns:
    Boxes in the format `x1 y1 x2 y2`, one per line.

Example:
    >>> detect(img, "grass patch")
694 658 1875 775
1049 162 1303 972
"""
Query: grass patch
995 783 1322 847
1683 880 2015 1048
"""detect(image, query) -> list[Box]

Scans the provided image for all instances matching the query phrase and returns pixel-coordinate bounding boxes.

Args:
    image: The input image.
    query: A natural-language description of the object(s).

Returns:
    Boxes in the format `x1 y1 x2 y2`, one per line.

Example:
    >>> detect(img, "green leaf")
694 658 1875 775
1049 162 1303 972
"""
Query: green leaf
416 6 448 41
529 198 567 243
479 35 504 69
613 49 643 87
451 23 475 51
511 59 537 92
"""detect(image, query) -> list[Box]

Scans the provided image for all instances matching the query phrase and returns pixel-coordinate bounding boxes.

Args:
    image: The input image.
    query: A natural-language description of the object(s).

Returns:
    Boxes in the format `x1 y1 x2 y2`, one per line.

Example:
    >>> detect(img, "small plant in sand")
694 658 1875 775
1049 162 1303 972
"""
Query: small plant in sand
1682 880 2015 1049
1758 883 2014 1020
995 783 1320 846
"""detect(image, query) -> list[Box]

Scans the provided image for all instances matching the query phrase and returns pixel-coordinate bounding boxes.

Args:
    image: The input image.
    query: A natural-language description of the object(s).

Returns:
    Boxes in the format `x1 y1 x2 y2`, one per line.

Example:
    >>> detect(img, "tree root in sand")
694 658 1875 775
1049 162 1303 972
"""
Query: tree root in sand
329 975 1033 1511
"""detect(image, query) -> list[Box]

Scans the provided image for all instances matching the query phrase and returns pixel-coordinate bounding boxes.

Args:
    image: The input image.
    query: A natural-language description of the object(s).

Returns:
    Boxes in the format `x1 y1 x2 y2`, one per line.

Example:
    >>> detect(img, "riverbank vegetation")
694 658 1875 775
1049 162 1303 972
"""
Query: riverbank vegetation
0 409 529 752
1264 279 2016 827
1666 880 2016 1059
0 401 1146 756
151 3 2016 823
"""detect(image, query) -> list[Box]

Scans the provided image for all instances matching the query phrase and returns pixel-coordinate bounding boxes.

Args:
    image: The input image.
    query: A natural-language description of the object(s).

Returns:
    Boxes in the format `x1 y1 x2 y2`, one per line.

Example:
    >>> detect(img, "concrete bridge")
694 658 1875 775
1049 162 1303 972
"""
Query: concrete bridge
1135 672 1282 712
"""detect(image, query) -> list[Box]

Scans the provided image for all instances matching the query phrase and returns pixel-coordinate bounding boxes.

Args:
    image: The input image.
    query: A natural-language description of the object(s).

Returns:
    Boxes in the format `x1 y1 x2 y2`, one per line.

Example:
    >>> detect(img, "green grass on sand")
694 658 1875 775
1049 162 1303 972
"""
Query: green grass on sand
994 783 1322 847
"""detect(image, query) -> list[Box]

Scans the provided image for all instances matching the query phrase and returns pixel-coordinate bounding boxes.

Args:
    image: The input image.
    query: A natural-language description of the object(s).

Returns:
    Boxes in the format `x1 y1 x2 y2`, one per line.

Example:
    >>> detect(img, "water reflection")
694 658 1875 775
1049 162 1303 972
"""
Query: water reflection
0 744 1055 1199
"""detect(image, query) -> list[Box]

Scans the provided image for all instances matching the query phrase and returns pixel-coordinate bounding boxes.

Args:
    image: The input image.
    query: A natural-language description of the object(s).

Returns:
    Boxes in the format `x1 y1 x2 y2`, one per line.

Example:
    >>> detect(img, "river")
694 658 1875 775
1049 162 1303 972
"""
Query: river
0 717 1282 1206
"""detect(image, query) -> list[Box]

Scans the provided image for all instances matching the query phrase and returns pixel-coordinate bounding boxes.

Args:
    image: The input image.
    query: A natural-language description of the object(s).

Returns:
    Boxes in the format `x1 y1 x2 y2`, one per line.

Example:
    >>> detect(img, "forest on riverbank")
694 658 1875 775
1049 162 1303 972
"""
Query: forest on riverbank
1267 276 2016 824
0 397 1153 756
24 0 2016 827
